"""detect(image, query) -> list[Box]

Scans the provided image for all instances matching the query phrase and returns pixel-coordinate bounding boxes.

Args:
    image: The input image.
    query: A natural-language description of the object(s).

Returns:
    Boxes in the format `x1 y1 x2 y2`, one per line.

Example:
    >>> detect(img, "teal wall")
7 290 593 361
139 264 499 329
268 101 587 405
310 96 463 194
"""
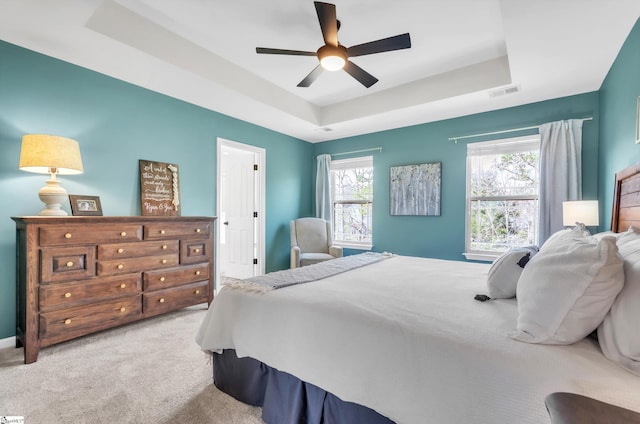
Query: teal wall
0 40 313 339
599 18 640 227
0 16 638 341
313 92 599 259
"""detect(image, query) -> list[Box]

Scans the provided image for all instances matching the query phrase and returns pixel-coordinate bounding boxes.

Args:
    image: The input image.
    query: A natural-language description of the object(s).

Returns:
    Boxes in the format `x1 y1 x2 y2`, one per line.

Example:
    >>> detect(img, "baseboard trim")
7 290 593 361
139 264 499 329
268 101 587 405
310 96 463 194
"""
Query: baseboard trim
0 336 17 350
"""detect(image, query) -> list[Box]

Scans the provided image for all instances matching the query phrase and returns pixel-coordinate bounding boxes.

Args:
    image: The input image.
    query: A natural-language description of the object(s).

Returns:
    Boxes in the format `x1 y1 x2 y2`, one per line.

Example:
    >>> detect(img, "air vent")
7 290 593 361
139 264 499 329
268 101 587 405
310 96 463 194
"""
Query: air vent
489 85 521 98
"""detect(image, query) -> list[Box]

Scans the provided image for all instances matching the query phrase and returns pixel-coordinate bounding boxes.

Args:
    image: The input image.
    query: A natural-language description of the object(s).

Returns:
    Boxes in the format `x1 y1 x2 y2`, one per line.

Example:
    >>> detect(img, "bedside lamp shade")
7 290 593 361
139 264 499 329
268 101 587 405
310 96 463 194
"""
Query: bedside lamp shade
19 134 84 216
562 200 599 226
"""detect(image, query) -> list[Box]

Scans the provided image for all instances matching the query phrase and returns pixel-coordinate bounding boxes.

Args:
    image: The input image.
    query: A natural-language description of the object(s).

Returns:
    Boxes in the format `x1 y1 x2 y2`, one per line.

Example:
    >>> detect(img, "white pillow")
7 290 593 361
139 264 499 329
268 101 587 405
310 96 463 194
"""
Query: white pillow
598 227 640 375
511 227 624 345
487 246 538 299
592 230 623 241
540 225 589 248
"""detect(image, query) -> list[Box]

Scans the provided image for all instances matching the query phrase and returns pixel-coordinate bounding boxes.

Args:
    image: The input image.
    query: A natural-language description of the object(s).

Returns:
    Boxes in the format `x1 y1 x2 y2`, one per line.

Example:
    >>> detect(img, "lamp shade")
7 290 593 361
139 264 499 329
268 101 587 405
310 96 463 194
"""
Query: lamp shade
19 134 83 175
562 200 599 226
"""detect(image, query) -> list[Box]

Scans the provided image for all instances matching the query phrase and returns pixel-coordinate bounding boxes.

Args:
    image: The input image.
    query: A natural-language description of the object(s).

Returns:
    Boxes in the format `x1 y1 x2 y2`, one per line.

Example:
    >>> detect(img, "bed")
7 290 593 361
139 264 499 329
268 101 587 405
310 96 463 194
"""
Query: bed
196 162 640 424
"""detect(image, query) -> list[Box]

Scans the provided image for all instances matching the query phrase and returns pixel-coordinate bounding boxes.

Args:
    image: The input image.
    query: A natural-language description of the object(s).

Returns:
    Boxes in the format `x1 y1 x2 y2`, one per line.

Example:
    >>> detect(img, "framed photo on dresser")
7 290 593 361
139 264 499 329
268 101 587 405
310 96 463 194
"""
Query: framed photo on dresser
69 194 103 216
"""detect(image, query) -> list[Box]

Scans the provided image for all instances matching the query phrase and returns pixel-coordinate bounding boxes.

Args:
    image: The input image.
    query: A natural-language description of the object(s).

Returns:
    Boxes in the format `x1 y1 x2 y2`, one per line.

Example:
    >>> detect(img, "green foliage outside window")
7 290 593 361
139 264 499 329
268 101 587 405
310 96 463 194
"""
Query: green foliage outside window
333 166 373 243
469 151 539 252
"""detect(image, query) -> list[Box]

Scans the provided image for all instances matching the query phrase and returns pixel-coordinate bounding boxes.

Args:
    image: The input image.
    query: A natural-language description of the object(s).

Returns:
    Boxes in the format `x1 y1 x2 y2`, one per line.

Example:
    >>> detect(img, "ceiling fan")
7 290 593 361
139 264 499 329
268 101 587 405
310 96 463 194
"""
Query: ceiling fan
256 1 411 88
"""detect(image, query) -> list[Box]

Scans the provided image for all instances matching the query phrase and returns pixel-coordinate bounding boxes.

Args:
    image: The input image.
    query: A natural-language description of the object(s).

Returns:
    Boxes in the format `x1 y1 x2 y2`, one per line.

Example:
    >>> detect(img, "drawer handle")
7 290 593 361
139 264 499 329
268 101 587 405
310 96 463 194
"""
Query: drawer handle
159 298 165 303
195 228 201 233
118 248 124 254
64 292 72 298
64 319 72 325
162 245 168 250
161 259 167 264
120 307 126 313
120 283 127 289
160 277 165 282
195 271 201 276
120 231 127 237
160 230 166 235
117 264 124 270
64 233 72 239
195 289 200 295
194 248 201 253
66 261 74 267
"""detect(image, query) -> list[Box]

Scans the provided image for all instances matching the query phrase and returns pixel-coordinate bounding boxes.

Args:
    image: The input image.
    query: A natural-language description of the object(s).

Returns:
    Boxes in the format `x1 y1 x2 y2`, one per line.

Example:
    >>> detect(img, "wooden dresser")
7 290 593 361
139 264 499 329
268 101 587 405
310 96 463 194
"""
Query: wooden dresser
12 216 215 364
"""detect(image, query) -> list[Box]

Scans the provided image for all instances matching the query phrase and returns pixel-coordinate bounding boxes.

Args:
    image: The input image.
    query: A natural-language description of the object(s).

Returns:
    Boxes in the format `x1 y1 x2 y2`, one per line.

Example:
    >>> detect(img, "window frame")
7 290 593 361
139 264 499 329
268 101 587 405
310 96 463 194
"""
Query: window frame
330 156 374 250
464 135 541 261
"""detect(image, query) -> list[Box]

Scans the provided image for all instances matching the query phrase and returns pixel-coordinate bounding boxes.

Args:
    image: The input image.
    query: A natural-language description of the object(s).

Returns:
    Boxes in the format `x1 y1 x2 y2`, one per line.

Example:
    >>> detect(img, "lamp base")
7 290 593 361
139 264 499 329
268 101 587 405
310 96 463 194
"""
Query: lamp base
38 178 68 216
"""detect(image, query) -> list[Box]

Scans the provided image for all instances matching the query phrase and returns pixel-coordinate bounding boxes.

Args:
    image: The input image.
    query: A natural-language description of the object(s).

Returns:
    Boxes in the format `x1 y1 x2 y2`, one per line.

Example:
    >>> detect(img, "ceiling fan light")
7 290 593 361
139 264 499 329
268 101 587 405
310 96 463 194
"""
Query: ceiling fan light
320 55 345 71
317 45 347 71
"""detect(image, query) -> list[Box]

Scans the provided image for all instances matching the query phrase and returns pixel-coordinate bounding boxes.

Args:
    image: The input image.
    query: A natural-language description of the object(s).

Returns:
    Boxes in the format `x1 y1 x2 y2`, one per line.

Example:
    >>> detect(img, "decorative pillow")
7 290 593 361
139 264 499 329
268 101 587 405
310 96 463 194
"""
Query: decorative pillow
487 246 539 299
598 227 640 375
510 226 624 345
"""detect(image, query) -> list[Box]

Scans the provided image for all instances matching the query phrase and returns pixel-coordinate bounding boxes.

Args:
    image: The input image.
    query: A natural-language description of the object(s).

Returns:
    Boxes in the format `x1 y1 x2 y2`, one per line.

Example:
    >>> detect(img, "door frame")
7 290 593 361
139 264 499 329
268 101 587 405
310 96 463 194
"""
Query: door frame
216 137 266 289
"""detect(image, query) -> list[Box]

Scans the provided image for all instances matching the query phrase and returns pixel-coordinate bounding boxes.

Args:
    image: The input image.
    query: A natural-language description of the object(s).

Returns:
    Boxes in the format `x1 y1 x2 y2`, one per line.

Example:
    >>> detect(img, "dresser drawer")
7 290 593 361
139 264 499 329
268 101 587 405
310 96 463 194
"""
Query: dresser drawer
98 240 179 260
98 254 179 276
143 281 209 317
40 224 143 246
39 296 142 346
143 263 210 291
144 221 210 240
39 274 142 310
180 239 210 264
41 246 96 283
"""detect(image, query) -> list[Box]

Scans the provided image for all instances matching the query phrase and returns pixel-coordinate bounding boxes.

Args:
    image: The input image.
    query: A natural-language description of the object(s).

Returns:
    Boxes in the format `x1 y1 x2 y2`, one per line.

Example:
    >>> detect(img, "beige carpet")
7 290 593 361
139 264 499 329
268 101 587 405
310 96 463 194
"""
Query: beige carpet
0 306 264 424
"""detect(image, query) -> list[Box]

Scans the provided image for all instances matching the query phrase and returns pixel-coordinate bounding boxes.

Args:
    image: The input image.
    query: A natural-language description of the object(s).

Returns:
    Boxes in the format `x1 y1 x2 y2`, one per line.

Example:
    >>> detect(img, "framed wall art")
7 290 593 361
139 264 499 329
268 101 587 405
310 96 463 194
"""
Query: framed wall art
390 162 441 216
69 194 103 216
139 159 181 216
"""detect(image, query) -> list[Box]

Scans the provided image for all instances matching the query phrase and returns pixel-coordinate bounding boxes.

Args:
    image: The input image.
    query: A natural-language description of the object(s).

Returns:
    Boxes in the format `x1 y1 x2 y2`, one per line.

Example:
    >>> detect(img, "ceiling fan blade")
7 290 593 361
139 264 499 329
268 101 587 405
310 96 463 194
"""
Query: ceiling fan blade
314 2 338 46
256 47 316 56
343 61 378 88
297 65 325 87
347 33 411 57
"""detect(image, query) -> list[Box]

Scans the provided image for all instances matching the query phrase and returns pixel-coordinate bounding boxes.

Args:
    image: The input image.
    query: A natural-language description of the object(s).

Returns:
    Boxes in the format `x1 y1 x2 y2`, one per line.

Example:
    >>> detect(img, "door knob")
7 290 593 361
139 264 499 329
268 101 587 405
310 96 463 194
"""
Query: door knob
223 221 229 225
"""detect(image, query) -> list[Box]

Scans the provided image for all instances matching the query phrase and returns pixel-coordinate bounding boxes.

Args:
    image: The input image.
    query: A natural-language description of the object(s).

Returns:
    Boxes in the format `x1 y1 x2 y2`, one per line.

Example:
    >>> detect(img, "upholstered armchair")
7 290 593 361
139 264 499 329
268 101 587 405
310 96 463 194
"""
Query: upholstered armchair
290 217 343 268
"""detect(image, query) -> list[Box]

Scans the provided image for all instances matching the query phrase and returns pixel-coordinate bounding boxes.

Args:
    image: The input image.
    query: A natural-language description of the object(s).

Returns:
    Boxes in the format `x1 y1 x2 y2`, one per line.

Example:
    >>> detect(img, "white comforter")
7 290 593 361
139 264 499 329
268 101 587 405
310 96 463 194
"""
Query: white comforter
196 255 640 424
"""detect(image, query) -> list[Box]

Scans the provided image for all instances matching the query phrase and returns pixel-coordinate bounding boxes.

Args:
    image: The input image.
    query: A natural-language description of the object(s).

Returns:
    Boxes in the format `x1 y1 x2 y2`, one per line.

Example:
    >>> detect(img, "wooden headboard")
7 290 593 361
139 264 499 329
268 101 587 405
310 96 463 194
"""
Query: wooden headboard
611 162 640 232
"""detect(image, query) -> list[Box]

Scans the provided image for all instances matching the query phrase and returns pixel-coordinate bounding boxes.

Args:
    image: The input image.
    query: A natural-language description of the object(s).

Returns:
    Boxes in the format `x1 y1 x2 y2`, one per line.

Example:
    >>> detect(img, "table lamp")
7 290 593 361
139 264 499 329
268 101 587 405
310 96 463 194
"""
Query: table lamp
19 134 84 216
562 200 599 227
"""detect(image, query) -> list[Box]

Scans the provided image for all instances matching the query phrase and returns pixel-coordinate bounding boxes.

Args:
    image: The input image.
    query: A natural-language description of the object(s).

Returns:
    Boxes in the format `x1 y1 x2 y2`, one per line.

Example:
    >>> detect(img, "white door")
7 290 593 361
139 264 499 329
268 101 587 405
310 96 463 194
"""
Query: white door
217 138 265 283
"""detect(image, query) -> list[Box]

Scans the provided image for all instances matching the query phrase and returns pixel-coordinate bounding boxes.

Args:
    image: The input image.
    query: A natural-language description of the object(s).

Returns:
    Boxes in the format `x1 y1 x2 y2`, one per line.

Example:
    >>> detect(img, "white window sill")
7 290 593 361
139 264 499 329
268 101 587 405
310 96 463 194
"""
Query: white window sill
463 252 498 262
335 242 372 251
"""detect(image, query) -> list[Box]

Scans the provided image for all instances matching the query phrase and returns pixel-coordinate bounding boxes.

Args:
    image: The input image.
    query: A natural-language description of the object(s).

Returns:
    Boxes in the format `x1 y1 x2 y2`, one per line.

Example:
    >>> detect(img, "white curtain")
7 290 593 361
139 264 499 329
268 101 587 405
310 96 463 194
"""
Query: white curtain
316 154 332 220
538 119 584 243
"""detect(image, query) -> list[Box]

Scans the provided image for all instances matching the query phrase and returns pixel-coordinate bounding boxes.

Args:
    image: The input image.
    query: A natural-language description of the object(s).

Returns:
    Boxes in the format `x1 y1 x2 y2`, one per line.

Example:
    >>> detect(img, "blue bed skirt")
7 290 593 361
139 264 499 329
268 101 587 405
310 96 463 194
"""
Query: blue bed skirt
213 349 395 424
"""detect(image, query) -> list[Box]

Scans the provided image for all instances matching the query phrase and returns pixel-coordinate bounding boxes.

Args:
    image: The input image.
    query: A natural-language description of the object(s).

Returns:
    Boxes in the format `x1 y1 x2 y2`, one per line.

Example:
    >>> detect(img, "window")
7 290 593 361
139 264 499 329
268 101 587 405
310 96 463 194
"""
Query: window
331 156 373 249
465 135 540 261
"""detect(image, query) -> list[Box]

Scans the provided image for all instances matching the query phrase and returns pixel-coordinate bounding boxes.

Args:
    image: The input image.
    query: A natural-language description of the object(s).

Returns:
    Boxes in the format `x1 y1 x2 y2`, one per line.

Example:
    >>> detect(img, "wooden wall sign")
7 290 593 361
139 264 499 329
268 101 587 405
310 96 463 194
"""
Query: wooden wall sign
139 159 181 216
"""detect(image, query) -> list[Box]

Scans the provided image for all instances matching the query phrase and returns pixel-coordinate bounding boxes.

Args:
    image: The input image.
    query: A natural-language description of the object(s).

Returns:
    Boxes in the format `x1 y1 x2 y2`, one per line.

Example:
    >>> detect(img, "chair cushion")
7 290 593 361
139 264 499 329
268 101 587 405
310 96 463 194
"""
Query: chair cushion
300 253 336 267
294 218 329 254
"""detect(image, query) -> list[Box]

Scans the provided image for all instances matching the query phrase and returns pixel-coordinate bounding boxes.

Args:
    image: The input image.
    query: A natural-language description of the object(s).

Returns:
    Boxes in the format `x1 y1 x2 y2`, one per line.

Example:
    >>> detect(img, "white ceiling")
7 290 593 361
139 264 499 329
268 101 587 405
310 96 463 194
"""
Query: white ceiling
1 0 639 142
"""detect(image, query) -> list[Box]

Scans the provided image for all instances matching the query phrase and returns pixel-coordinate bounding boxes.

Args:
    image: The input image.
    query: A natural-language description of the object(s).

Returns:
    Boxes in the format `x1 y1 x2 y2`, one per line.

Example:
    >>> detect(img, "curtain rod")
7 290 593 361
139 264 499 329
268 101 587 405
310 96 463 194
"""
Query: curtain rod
328 147 383 157
448 117 593 143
